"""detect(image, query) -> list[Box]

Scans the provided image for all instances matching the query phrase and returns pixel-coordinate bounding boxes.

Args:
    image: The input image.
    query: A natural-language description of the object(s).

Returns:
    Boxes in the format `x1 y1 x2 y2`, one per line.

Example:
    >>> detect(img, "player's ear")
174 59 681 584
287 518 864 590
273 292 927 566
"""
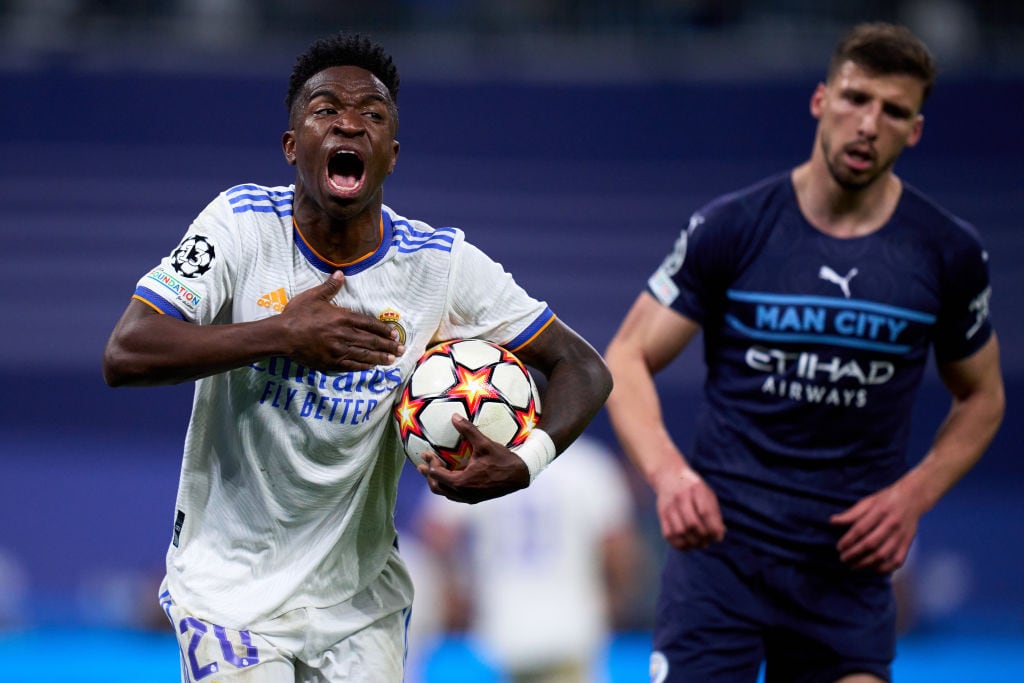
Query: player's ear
282 130 297 166
388 139 400 175
809 82 827 119
905 114 924 148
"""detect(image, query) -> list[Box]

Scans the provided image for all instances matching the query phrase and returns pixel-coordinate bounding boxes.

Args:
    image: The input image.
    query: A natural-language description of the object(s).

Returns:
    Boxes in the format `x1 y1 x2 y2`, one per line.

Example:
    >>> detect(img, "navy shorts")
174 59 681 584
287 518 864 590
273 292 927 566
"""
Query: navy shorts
650 538 895 683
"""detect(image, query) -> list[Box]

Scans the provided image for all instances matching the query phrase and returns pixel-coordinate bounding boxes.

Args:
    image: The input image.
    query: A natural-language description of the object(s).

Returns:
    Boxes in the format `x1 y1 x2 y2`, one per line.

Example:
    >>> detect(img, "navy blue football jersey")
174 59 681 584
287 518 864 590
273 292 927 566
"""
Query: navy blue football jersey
647 172 993 565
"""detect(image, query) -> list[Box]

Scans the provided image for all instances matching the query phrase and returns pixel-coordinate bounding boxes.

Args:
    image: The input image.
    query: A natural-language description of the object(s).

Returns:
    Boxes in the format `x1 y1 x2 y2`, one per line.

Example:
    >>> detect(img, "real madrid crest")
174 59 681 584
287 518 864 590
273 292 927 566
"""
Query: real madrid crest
378 308 407 345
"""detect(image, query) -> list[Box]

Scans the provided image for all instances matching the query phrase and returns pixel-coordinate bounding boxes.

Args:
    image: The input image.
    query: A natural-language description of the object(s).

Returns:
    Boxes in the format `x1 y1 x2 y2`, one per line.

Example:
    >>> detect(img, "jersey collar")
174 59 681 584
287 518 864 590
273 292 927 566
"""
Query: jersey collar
292 211 394 276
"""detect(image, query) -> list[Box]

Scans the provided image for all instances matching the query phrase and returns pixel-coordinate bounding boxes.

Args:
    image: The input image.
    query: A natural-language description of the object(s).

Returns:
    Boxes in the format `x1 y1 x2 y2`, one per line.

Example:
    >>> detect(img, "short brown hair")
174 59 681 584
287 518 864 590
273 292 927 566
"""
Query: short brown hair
828 23 936 102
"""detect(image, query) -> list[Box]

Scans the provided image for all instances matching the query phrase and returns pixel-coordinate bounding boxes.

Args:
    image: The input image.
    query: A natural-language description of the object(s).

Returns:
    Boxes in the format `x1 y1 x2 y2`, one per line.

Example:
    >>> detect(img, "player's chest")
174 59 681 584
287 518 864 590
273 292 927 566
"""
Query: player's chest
230 252 451 371
723 230 941 354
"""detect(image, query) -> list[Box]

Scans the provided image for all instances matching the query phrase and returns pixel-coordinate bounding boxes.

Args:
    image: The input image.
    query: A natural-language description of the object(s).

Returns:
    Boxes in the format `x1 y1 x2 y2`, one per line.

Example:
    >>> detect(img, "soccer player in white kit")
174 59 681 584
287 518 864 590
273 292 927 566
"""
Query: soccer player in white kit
102 32 612 683
416 435 641 683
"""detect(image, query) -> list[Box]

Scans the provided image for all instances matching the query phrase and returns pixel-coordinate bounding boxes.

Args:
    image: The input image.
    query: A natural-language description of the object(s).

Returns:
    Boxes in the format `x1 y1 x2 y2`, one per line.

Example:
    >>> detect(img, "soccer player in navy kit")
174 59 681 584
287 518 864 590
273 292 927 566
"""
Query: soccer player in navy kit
605 23 1005 683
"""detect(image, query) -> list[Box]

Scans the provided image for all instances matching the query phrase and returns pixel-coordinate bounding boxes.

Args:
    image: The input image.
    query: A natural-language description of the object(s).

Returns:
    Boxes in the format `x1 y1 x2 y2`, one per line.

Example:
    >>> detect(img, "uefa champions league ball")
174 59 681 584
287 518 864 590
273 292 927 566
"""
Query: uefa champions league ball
393 339 542 470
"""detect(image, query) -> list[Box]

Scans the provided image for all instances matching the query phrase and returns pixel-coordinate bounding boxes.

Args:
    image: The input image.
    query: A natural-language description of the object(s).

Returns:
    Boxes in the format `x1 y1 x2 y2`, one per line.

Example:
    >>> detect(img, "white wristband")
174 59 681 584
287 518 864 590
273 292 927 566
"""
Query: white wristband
513 428 557 483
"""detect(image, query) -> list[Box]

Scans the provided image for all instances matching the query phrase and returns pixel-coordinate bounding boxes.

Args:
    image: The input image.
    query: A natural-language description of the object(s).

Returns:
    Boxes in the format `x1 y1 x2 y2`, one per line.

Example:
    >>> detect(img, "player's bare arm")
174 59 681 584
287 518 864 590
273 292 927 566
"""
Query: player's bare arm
832 334 1005 572
419 319 611 504
605 292 725 549
103 270 402 387
514 318 612 451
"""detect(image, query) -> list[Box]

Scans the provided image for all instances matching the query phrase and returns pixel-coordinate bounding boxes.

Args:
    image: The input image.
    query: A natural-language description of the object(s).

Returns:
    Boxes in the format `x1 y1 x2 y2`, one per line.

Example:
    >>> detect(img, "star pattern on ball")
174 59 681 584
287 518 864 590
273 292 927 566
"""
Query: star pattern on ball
447 363 502 416
393 339 542 471
394 384 429 443
511 402 540 447
438 437 474 469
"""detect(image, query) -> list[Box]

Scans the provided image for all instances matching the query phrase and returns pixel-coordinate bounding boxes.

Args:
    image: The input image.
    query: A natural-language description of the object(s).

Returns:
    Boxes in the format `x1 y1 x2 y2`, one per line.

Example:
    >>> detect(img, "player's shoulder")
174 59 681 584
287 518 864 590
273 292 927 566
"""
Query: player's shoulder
219 183 296 217
681 172 793 258
382 204 465 256
688 171 793 244
701 171 792 219
898 182 984 246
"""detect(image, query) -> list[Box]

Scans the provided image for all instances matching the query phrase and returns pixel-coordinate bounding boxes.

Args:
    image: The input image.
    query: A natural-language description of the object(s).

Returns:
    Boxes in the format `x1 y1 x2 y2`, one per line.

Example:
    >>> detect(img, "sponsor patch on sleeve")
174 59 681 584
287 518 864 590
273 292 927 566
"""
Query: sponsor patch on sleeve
648 268 679 306
146 267 203 311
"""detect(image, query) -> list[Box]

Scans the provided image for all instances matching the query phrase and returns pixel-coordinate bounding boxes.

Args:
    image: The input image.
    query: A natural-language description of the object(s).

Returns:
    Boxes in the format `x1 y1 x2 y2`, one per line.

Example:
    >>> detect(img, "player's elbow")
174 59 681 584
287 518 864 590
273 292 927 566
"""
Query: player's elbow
983 382 1006 435
563 339 613 410
102 333 161 387
102 340 136 387
575 339 612 404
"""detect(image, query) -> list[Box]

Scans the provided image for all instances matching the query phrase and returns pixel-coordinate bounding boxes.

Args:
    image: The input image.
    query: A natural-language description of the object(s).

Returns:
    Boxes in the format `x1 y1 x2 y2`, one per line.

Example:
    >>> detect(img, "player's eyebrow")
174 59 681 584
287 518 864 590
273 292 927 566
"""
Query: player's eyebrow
883 101 915 119
307 88 389 105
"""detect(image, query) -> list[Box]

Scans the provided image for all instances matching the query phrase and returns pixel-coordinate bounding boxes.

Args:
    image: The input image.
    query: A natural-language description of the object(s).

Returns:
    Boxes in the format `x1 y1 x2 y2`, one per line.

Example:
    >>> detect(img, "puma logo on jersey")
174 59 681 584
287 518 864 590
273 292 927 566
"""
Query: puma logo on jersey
258 288 288 312
818 266 858 299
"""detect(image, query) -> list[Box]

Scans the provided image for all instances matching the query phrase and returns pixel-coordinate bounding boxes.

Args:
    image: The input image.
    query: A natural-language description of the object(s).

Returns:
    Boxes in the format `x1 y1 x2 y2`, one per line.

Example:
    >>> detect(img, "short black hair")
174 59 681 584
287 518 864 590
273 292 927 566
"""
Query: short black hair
828 23 936 102
285 32 400 121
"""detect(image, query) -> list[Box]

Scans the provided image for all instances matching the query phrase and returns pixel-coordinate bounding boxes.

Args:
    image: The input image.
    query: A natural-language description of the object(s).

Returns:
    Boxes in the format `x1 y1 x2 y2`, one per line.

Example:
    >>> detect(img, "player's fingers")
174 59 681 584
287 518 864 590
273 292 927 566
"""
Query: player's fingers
451 413 484 442
830 498 869 526
658 501 690 547
336 314 403 350
420 460 467 501
318 270 344 300
419 454 450 486
417 453 437 474
850 539 897 572
878 542 911 573
834 503 883 553
662 496 716 550
867 539 904 573
691 489 726 541
839 518 895 568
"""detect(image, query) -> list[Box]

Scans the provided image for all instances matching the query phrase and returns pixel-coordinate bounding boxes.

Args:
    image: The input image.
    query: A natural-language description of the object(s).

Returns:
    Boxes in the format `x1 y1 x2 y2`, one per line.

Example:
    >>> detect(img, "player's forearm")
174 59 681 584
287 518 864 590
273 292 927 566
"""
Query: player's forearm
103 306 292 386
901 383 1005 513
902 335 1005 512
536 351 612 453
605 352 690 488
518 322 613 453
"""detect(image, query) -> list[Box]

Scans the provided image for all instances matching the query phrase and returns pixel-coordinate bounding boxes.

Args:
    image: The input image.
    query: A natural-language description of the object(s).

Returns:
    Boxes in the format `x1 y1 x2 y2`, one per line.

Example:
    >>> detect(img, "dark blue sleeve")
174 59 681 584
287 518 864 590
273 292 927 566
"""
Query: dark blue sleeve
932 220 993 362
646 197 745 325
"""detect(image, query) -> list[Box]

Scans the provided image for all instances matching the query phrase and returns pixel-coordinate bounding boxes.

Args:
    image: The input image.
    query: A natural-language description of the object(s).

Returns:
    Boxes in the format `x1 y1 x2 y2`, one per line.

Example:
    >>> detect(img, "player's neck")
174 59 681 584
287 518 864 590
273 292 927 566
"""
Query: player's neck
791 162 902 239
292 198 384 265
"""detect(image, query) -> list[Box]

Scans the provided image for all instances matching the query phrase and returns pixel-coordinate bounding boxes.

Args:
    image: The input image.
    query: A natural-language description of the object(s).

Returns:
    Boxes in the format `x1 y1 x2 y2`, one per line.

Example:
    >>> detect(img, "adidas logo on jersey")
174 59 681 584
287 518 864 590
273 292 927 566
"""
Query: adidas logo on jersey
258 288 288 312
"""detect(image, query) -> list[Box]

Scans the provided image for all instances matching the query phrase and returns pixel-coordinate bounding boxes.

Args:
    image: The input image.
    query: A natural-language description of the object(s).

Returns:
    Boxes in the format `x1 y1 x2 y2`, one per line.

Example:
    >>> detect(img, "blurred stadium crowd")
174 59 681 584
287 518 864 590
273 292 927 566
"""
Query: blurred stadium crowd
2 0 1023 79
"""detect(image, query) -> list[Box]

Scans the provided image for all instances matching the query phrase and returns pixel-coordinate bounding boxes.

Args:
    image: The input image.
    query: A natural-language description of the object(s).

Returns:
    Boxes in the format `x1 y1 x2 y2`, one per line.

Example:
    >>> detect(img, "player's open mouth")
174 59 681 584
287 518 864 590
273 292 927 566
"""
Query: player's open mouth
327 150 365 193
844 144 874 170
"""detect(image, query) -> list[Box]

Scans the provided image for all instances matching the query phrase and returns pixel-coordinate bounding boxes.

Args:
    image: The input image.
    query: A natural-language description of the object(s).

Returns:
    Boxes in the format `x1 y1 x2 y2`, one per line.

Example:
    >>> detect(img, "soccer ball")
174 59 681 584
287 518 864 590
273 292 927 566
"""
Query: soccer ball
394 339 542 470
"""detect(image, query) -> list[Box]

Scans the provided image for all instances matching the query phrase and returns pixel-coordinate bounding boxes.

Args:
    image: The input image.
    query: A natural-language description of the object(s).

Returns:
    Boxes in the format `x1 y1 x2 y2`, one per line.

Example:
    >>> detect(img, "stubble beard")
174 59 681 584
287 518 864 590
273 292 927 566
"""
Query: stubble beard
821 136 892 192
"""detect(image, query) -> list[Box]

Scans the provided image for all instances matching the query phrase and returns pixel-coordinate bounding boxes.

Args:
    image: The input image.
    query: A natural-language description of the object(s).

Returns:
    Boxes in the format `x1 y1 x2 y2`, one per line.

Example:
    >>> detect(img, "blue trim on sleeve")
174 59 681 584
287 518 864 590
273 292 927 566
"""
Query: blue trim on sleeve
226 184 294 217
391 220 456 254
507 307 555 351
134 286 186 320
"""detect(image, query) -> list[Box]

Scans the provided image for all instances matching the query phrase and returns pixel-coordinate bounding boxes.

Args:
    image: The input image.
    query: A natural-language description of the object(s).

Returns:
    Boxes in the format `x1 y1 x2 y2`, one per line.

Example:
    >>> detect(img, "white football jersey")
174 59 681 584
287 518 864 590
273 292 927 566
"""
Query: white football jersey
133 183 554 627
419 436 634 672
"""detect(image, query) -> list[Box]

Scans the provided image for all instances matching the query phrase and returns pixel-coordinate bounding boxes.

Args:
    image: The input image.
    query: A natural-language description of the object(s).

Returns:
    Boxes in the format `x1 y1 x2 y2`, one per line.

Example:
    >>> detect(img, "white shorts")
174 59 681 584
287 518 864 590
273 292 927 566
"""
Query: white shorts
159 579 411 682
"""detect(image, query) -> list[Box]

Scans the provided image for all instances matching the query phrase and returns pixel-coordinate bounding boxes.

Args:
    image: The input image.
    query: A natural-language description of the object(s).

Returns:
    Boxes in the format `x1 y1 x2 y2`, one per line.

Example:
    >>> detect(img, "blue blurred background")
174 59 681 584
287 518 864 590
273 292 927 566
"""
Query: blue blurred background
1 1 1022 681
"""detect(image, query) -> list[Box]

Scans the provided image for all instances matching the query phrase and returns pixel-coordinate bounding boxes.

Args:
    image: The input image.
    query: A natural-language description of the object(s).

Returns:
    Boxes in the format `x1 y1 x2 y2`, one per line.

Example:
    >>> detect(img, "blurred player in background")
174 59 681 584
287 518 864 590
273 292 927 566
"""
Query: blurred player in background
415 435 643 683
604 22 1004 683
102 31 611 682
